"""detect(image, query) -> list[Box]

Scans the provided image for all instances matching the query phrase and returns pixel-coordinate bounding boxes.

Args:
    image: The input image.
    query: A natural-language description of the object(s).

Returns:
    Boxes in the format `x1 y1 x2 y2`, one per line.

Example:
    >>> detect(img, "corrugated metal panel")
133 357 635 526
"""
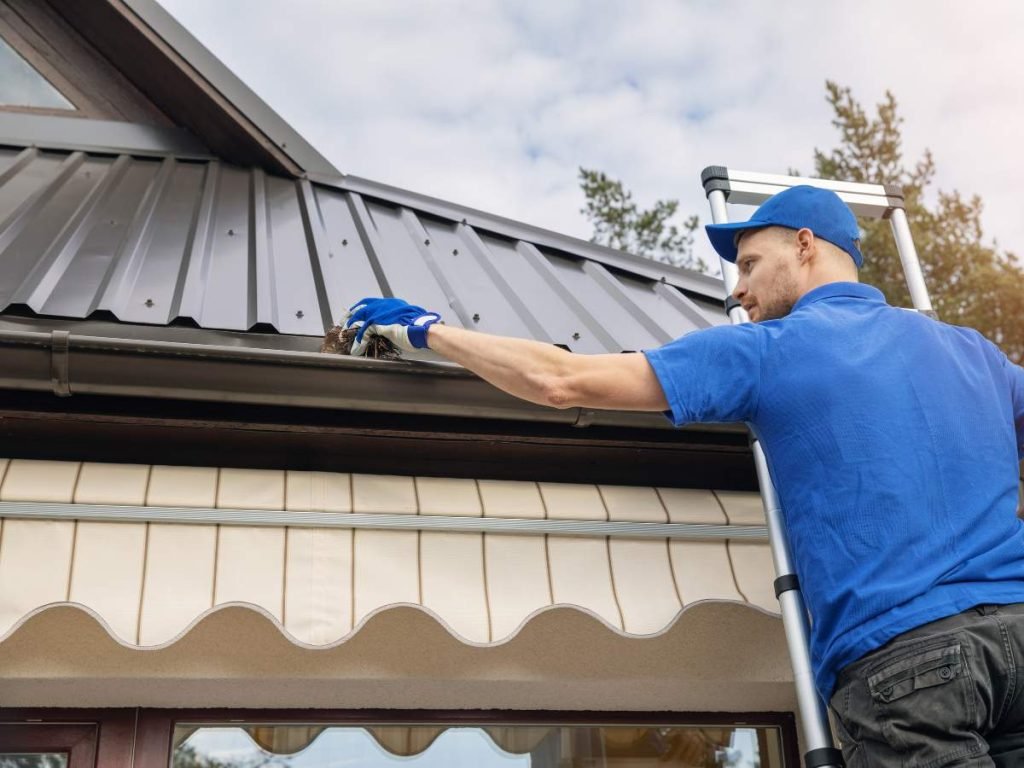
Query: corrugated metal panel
0 146 723 352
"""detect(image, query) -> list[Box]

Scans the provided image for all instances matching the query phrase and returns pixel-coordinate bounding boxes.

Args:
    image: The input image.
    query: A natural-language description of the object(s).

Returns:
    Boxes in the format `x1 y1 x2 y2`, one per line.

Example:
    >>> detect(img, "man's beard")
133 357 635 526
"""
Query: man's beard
756 265 799 321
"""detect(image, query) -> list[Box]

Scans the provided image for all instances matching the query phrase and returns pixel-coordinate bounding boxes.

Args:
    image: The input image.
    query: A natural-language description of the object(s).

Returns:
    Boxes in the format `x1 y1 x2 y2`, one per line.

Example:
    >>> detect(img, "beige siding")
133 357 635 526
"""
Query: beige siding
0 519 75 635
352 530 419 625
285 471 351 513
284 527 352 644
0 459 774 646
420 532 489 641
148 465 218 507
353 474 417 514
484 534 551 639
548 538 622 628
140 523 217 644
1 459 80 503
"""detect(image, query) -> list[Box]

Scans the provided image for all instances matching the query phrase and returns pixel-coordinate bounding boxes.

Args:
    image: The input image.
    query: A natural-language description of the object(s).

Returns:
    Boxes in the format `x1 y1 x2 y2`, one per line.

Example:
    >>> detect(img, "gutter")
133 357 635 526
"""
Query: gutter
0 328 704 431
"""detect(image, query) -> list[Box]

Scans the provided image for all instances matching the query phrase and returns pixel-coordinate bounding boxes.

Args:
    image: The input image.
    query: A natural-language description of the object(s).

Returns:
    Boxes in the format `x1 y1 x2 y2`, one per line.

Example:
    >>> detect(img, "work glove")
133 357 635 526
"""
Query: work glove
342 297 442 356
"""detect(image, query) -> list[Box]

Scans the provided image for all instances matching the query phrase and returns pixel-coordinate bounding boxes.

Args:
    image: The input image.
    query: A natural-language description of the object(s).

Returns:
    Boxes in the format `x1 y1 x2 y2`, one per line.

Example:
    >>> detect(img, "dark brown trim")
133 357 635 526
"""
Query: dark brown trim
0 709 136 768
2 708 800 768
0 390 758 489
0 723 97 768
0 0 173 125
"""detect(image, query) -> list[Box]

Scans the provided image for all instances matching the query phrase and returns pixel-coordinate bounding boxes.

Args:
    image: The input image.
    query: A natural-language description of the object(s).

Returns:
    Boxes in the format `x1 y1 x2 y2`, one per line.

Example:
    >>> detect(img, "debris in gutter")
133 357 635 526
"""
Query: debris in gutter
320 325 401 360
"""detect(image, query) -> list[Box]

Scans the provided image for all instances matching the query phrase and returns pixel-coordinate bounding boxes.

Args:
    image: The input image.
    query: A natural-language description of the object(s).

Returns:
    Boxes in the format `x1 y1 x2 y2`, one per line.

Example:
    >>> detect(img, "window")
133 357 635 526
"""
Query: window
0 35 75 110
171 723 787 767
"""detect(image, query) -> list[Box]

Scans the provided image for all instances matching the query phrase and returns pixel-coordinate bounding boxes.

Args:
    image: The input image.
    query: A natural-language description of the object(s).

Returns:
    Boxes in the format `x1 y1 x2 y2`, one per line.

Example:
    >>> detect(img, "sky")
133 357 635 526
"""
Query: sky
155 0 1024 271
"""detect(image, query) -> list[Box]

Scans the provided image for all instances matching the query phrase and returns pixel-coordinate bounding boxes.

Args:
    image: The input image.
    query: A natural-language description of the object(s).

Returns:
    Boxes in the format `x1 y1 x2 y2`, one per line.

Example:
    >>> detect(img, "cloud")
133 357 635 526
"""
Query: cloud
157 0 1024 271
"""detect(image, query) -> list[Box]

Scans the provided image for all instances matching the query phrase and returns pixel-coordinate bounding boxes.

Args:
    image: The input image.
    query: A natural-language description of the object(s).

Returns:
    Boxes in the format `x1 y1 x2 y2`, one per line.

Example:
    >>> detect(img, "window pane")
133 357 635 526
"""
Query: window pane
171 724 784 768
0 755 69 768
0 36 74 109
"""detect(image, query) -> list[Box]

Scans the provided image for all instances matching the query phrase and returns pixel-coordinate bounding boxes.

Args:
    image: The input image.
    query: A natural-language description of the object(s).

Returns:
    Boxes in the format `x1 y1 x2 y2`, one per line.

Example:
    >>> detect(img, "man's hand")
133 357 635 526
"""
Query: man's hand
342 297 442 355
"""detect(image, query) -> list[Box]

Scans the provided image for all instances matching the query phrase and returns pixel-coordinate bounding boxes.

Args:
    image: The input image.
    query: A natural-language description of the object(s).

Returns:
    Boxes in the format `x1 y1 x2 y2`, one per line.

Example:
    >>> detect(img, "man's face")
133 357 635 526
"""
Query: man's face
732 227 801 322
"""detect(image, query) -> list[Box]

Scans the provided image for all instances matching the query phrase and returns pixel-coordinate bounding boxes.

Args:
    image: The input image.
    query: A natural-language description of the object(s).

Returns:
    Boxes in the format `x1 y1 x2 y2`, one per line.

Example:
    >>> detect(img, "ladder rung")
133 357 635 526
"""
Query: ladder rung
702 166 904 219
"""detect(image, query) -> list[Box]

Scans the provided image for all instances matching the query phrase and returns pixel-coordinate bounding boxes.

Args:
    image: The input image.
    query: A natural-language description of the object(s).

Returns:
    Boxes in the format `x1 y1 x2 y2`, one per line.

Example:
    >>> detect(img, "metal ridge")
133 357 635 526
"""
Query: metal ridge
0 501 768 540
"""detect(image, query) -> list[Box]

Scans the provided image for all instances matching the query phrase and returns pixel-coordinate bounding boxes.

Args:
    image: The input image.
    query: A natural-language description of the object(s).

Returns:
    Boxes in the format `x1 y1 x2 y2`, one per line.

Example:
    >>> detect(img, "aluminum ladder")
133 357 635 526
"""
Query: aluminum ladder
700 167 934 768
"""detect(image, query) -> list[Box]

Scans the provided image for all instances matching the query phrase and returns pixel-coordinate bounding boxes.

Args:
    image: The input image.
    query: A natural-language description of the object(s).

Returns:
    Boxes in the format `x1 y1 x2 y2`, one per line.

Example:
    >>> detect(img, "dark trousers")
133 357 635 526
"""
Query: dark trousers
829 603 1024 767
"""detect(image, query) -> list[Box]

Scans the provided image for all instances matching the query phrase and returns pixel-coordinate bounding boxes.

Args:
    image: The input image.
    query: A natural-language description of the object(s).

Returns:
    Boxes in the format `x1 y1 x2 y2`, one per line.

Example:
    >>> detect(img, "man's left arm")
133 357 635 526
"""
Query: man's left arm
426 323 670 412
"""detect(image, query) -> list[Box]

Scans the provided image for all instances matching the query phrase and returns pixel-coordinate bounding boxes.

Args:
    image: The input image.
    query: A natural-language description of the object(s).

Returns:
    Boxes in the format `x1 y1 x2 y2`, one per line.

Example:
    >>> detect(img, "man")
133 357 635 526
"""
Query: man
343 185 1024 766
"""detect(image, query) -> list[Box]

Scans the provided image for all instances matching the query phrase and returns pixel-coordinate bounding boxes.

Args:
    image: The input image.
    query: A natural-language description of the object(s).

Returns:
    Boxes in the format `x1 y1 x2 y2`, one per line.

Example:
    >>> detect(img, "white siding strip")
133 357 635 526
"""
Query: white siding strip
0 519 75 635
420 531 489 642
658 488 730 524
484 534 551 640
539 482 606 521
140 523 216 644
214 526 286 621
415 477 481 517
353 474 417 514
609 538 681 633
478 480 545 519
285 527 352 644
547 537 621 629
74 463 149 505
600 485 667 523
147 465 218 508
0 459 80 503
729 541 779 611
68 521 147 642
352 530 419 625
285 471 351 513
670 541 744 604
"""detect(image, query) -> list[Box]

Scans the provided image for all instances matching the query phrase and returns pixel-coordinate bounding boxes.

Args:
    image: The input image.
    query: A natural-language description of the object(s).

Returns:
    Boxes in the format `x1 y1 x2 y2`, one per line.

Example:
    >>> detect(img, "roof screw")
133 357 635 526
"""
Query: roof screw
109 219 116 225
144 298 154 308
424 238 431 246
227 229 235 236
472 313 480 322
328 252 334 258
572 332 581 341
341 238 348 246
281 142 287 148
461 218 468 225
296 310 304 319
452 248 459 256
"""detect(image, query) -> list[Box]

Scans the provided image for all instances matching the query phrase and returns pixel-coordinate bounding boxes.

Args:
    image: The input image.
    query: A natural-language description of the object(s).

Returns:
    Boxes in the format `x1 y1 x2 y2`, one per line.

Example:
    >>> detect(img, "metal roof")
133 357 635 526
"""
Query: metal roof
0 144 726 354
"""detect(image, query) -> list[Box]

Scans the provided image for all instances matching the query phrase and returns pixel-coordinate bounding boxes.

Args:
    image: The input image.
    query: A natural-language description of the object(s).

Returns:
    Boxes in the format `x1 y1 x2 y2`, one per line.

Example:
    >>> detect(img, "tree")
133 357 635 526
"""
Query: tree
813 81 1024 363
578 168 704 271
578 82 1024 363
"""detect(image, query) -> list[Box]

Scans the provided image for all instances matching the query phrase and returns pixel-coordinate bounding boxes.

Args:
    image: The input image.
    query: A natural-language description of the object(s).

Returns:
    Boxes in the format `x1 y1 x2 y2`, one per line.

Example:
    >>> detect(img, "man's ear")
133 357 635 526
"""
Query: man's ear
795 227 815 264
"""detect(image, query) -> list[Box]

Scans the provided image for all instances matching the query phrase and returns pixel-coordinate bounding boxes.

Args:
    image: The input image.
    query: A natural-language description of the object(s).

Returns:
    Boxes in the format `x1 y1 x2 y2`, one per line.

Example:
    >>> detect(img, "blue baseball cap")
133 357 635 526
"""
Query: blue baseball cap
705 185 863 267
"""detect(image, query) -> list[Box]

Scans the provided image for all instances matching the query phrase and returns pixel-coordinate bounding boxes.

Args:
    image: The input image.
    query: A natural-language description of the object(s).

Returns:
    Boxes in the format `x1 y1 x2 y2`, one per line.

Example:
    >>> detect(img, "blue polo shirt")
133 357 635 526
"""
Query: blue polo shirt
643 282 1024 699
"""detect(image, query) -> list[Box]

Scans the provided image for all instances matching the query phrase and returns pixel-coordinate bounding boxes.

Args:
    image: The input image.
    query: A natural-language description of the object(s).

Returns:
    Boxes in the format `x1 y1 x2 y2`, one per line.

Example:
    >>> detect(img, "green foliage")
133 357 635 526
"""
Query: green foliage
578 168 705 271
813 80 1024 363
